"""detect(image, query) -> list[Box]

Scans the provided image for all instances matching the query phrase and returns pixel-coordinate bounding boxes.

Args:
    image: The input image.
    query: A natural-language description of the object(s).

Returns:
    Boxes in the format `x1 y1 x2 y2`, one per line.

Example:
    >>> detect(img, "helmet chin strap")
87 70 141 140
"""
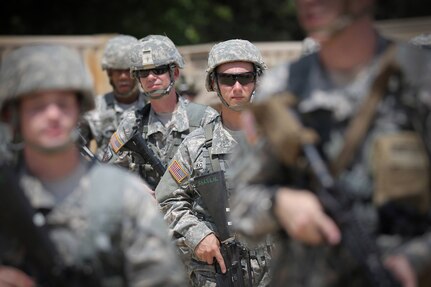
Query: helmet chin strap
141 68 176 100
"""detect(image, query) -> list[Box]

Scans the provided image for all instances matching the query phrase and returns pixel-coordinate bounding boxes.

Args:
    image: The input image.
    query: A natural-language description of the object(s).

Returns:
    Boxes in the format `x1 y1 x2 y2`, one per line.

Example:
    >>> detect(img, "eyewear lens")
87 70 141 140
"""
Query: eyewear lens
217 72 256 86
137 65 170 78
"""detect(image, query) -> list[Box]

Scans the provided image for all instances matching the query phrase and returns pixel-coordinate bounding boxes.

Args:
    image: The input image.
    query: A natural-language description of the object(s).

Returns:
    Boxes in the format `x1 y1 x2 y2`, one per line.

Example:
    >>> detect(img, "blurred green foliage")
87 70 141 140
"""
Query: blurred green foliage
1 0 429 45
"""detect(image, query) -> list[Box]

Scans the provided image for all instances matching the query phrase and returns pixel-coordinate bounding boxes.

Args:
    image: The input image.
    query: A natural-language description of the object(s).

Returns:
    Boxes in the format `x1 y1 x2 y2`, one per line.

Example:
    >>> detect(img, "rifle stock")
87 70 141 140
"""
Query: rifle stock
193 171 248 287
124 133 166 177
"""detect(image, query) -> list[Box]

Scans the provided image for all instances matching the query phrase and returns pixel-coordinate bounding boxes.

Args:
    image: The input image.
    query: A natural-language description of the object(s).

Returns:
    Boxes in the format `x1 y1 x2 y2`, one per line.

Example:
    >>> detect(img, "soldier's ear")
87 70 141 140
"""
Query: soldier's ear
173 67 180 80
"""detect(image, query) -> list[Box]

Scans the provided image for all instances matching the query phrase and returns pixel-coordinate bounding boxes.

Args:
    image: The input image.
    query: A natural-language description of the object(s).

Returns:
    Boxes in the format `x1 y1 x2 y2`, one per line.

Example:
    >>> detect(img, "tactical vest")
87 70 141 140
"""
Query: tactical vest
133 100 210 188
201 121 272 282
104 92 116 109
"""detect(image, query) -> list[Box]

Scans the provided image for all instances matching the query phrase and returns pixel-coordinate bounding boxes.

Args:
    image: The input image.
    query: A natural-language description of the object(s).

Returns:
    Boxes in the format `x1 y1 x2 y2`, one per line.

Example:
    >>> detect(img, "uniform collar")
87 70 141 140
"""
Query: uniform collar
211 119 242 155
147 96 190 136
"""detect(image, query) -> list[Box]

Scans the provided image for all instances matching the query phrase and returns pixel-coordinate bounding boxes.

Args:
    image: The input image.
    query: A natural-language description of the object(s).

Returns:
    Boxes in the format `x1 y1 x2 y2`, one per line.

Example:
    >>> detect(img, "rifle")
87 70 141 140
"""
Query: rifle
124 133 166 179
302 144 401 287
76 129 98 162
0 164 101 287
193 171 251 287
250 96 401 287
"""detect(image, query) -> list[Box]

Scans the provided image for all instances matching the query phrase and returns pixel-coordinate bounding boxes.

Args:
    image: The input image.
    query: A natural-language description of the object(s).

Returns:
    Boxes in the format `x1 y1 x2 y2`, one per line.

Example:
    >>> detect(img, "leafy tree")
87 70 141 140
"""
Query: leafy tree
1 0 430 44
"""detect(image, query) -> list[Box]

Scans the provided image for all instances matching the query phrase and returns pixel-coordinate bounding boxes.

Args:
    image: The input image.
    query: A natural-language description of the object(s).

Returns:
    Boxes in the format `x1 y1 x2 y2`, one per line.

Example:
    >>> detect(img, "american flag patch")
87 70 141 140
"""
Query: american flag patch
168 160 189 183
109 132 124 153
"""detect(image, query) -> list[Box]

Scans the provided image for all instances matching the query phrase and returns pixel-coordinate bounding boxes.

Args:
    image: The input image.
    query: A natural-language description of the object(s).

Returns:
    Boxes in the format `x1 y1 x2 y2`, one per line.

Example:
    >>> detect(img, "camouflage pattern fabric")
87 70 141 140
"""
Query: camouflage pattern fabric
0 160 187 287
0 45 94 112
130 35 185 72
81 92 147 160
101 35 138 70
102 96 218 189
230 36 431 287
410 33 431 49
156 118 272 287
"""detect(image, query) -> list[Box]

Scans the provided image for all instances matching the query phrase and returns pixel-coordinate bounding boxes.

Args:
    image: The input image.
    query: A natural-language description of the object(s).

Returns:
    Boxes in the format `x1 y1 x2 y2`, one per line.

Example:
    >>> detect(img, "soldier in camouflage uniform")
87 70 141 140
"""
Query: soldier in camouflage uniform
156 39 272 286
102 35 218 190
0 44 187 287
79 35 147 160
230 0 431 287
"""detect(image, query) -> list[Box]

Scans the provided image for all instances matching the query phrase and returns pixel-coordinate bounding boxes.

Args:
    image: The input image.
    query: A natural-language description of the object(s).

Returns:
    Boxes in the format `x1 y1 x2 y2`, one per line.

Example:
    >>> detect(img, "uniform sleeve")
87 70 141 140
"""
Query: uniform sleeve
100 110 137 166
230 140 286 241
155 139 214 252
200 106 219 126
121 175 187 287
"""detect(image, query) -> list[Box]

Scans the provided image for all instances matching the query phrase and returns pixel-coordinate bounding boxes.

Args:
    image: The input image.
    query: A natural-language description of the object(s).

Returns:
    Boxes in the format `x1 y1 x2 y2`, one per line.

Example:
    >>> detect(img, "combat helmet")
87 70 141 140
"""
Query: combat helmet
129 35 184 99
205 39 266 111
206 39 266 92
0 44 94 112
101 34 139 70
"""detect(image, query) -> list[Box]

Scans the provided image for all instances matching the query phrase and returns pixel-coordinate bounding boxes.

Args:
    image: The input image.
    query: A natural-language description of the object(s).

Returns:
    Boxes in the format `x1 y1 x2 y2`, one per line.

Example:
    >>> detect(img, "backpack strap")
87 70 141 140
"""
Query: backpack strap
287 53 314 98
137 104 152 137
104 92 116 109
166 101 209 162
331 44 398 176
202 122 221 172
185 102 208 132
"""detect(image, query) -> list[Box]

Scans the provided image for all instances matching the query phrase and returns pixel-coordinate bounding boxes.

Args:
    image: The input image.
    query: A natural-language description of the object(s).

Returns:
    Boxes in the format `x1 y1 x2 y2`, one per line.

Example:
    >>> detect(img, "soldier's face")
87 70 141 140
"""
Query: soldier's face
295 0 344 35
295 0 374 42
215 61 255 110
108 69 138 96
19 90 79 153
138 66 179 94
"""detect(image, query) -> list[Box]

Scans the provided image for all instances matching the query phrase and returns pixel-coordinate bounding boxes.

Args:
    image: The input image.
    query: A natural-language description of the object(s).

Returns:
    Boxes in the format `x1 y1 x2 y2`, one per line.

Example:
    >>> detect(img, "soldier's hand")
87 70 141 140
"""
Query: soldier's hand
274 187 341 245
195 233 227 273
0 266 35 287
384 255 417 287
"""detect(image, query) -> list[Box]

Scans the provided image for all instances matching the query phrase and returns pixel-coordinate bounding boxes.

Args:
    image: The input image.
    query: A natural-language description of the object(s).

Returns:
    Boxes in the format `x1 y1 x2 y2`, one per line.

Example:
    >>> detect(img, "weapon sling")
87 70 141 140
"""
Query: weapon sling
332 44 399 176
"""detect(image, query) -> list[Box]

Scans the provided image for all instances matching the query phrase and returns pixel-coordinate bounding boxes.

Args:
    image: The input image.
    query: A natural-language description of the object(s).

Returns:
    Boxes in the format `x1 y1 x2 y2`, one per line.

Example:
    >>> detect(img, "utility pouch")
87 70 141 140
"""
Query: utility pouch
372 131 430 213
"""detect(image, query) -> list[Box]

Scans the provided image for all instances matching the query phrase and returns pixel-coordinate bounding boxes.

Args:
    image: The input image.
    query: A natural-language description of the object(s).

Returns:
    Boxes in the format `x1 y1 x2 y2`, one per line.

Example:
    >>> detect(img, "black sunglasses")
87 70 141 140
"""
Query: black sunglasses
216 72 256 86
136 65 170 78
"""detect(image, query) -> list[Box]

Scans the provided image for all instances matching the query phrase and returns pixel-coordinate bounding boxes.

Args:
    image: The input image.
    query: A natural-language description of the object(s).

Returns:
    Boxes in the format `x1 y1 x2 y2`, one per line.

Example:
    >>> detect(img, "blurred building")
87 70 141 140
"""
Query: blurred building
1 17 430 106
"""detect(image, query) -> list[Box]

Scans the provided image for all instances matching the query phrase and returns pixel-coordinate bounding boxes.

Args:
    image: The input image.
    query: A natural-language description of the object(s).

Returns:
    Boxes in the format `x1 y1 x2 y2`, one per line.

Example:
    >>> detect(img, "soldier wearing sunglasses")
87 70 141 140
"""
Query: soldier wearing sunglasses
101 35 218 190
79 35 147 160
156 39 272 286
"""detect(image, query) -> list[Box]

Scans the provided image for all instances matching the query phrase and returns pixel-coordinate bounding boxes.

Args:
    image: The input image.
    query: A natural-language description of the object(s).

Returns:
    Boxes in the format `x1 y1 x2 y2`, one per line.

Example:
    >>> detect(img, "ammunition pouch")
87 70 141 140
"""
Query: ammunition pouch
372 131 430 213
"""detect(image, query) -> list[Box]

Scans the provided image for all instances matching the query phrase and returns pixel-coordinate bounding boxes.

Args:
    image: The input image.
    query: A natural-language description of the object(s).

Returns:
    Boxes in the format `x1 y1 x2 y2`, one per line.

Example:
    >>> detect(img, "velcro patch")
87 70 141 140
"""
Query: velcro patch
168 160 189 183
109 132 124 154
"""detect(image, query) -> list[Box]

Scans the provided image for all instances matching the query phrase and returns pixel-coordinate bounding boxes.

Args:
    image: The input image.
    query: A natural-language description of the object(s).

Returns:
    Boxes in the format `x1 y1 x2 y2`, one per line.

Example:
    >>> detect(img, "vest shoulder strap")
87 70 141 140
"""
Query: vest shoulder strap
203 122 221 172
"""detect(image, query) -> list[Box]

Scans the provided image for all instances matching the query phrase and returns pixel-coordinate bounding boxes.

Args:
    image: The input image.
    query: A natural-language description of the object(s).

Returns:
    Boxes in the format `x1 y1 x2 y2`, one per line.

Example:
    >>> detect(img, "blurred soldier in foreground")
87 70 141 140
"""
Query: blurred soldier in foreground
156 39 272 286
0 44 186 287
230 0 431 287
0 122 13 164
102 35 218 190
80 35 147 160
